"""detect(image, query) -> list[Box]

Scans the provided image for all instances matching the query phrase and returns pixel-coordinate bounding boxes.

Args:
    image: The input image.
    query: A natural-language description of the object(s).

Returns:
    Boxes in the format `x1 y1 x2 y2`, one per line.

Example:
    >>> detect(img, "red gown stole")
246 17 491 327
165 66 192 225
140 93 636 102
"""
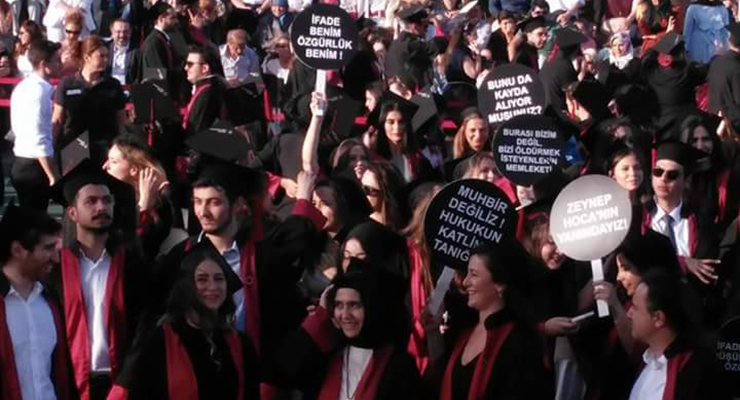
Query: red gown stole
182 82 212 130
406 242 429 375
163 322 245 400
61 247 128 400
440 322 515 400
0 291 73 400
317 346 394 400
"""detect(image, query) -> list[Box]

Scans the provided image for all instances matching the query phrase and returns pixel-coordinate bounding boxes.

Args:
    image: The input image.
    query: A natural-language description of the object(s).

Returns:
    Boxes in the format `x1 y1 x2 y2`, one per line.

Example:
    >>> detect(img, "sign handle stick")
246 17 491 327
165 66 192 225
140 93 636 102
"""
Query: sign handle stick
314 69 326 116
429 266 456 317
591 259 610 318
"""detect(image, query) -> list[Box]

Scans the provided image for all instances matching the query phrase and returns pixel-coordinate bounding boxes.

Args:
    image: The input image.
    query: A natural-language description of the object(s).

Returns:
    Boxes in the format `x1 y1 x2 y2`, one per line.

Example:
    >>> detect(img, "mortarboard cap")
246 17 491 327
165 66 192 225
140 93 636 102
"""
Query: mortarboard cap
60 131 90 176
410 89 439 133
186 120 255 164
151 2 174 20
572 80 610 120
367 90 420 128
655 140 698 172
397 5 428 23
51 158 134 208
130 80 178 123
325 86 365 138
179 237 243 296
554 28 587 49
519 16 546 33
617 229 680 274
652 31 682 55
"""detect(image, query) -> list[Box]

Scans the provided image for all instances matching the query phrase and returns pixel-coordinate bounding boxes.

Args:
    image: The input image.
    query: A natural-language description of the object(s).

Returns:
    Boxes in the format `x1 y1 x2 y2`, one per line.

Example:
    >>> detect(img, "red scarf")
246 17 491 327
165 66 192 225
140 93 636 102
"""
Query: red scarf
406 242 429 375
0 290 73 400
163 322 245 400
439 322 515 400
61 247 127 400
317 346 394 400
716 168 731 223
182 83 212 130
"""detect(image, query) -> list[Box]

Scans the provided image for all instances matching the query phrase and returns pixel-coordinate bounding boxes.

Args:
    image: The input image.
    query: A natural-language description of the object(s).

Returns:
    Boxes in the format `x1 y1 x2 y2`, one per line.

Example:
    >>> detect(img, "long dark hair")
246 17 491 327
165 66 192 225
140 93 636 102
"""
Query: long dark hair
375 101 418 159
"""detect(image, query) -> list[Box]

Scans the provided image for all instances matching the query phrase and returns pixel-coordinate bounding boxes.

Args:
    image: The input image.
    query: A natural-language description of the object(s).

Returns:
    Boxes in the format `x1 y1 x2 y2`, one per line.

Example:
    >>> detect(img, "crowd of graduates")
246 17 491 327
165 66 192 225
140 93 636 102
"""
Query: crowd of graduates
0 0 739 398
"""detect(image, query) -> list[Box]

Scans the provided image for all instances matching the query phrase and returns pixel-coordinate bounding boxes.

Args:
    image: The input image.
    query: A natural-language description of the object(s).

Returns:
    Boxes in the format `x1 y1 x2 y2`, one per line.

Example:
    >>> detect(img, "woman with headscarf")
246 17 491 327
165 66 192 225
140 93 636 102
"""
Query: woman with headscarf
109 240 259 400
276 261 422 400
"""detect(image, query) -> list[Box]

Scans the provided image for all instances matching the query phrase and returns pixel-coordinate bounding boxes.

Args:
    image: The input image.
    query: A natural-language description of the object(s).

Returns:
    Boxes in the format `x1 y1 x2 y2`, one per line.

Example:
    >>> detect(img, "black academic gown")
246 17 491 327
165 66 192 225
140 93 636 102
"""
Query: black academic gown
141 29 180 98
512 42 540 72
47 240 149 400
708 50 740 132
183 75 225 137
539 52 578 120
275 307 422 400
156 215 319 382
114 317 259 400
385 31 433 88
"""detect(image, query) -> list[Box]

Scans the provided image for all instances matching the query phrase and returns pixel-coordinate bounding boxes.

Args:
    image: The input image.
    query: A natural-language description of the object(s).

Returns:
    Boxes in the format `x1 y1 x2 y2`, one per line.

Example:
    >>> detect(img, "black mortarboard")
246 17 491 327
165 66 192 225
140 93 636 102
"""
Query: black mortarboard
325 86 365 137
0 204 59 258
572 80 610 120
130 80 178 123
367 91 420 129
519 16 546 33
60 131 90 176
150 1 173 20
180 238 243 296
429 36 449 57
51 158 135 208
553 28 587 49
617 229 680 274
186 120 254 164
410 89 438 132
652 31 682 55
397 5 428 23
655 141 697 171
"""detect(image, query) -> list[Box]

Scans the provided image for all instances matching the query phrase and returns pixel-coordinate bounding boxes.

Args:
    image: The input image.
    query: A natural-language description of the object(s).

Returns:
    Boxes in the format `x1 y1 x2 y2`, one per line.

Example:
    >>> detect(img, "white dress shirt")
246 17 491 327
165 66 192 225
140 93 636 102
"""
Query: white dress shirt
111 44 129 85
11 73 54 159
79 249 112 373
339 346 373 399
628 349 668 400
5 282 58 400
650 201 690 257
219 44 261 83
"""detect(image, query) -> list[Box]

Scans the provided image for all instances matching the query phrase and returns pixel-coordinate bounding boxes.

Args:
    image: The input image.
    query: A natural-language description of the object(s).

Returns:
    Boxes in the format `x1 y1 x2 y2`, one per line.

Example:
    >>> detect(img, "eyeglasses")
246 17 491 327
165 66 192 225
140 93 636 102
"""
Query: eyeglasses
362 185 381 197
65 29 81 35
185 61 203 68
652 167 682 181
275 43 289 49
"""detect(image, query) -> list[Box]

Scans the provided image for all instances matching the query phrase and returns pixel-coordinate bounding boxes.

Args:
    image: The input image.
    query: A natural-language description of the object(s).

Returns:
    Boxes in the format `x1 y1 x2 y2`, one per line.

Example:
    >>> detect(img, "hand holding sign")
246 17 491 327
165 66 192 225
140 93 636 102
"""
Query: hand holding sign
290 4 359 71
549 175 632 317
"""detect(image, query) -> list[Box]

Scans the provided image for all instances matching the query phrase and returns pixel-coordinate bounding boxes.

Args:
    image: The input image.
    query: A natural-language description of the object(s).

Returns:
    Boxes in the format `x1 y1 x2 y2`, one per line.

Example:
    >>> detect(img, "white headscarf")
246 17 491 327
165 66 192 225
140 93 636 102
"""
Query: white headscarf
609 32 635 70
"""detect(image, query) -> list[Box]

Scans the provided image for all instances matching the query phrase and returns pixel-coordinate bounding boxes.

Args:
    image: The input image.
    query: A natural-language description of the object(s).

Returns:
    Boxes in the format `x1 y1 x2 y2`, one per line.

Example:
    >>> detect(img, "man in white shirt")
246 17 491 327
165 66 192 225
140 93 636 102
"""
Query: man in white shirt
0 204 75 400
10 40 61 211
220 29 260 85
627 270 729 400
648 141 721 287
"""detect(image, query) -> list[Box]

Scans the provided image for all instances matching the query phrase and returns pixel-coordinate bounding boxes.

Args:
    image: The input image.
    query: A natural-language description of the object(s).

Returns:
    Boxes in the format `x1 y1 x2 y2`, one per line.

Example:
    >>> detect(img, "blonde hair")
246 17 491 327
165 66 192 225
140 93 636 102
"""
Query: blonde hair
112 137 167 183
452 111 488 159
462 151 501 180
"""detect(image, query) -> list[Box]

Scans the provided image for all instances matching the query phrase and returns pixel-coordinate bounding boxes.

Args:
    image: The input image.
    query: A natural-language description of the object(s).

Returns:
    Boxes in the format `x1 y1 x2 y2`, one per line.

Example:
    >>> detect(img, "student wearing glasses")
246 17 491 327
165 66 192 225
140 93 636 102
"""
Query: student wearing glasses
643 141 723 326
59 11 83 77
182 46 224 137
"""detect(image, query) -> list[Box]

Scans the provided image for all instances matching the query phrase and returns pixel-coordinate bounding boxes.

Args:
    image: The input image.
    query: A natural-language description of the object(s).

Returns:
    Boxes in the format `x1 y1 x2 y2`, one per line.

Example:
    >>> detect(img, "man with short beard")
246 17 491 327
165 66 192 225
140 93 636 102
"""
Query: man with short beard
49 160 147 400
0 205 76 400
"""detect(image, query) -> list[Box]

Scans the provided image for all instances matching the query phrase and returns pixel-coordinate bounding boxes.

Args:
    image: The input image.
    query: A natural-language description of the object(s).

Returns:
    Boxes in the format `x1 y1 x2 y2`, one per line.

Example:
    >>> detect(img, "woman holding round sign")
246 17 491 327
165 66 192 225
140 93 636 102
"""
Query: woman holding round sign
437 241 553 400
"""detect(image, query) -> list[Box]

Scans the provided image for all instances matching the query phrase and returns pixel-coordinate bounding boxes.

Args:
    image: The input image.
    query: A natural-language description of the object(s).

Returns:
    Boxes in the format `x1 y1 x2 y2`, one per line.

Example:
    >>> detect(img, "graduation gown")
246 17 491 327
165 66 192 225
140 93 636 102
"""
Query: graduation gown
276 307 423 400
707 50 740 133
158 214 319 372
512 42 540 72
141 29 181 99
47 243 148 400
439 308 553 400
633 337 730 400
539 53 578 120
182 75 225 137
385 31 433 88
108 318 259 400
0 274 76 400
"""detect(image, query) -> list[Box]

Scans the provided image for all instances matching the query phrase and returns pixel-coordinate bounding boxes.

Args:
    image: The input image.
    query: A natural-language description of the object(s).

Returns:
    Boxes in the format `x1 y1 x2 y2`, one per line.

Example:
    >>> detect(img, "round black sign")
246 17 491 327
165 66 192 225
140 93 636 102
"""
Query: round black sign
423 179 517 271
718 316 740 397
290 4 359 70
478 63 546 125
493 114 566 187
549 175 632 261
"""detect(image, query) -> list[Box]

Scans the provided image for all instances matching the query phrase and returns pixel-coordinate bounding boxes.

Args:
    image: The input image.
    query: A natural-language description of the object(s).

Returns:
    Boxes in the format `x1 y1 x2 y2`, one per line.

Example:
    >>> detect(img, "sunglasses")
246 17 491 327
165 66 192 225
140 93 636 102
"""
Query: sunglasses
362 185 381 197
185 61 202 68
66 29 81 35
652 167 682 181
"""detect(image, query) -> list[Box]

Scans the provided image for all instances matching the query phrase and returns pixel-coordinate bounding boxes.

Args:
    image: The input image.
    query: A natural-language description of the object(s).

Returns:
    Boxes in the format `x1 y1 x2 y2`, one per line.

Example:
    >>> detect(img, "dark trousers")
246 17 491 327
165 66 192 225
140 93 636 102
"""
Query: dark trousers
89 373 112 400
10 156 50 211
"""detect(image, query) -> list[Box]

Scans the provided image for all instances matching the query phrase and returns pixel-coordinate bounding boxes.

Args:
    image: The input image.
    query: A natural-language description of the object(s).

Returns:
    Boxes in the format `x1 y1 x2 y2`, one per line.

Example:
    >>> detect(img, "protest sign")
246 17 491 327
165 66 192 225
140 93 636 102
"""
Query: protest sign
290 4 359 71
718 316 740 397
493 115 566 186
550 175 632 317
424 179 517 271
478 63 546 125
